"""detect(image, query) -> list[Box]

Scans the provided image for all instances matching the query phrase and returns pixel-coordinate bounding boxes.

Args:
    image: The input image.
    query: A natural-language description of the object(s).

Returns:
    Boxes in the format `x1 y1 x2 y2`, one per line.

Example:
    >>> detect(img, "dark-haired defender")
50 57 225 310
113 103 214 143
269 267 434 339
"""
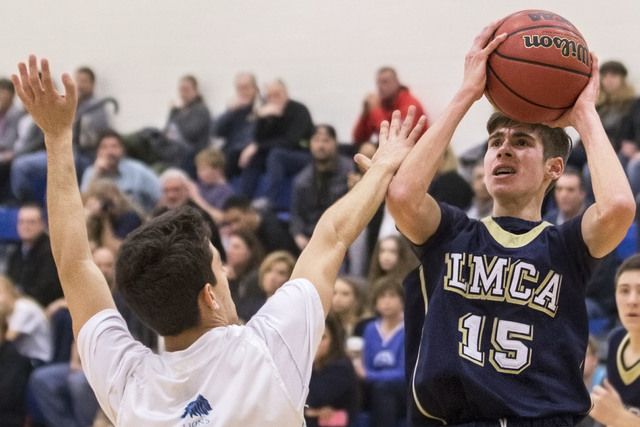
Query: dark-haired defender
11 55 426 426
386 21 636 425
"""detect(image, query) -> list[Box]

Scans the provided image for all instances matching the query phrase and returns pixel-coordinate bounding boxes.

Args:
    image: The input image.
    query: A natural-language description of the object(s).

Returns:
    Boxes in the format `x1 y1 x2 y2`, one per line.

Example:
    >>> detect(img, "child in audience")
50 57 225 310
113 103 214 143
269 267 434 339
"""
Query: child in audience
353 277 406 427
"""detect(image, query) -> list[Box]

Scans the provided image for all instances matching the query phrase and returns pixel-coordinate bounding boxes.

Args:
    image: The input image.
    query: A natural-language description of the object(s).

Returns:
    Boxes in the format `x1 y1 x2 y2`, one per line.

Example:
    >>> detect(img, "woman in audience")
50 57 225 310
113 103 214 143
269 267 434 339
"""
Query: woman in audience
331 276 371 341
259 250 296 299
305 313 358 427
225 230 265 323
367 234 418 286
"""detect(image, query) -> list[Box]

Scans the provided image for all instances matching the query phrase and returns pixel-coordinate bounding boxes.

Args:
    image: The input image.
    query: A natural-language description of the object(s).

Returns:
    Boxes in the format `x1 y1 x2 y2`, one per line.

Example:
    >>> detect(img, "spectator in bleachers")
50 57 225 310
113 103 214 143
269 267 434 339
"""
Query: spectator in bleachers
428 145 474 210
259 250 296 300
238 79 314 209
305 313 358 427
576 336 607 427
74 66 112 165
543 166 587 225
213 72 261 180
331 275 373 368
193 147 236 213
353 277 406 427
0 275 51 366
352 66 428 145
0 78 24 203
80 130 161 213
83 178 146 254
153 167 225 260
0 309 32 427
162 75 212 177
222 195 300 256
6 203 63 308
466 162 493 220
367 234 418 286
569 60 636 172
290 124 352 251
225 230 265 323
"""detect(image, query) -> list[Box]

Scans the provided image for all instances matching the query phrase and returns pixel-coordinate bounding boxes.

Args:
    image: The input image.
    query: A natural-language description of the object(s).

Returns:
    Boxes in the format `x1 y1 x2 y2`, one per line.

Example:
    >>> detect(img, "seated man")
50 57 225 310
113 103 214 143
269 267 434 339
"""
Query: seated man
80 130 161 213
238 79 314 209
11 55 426 425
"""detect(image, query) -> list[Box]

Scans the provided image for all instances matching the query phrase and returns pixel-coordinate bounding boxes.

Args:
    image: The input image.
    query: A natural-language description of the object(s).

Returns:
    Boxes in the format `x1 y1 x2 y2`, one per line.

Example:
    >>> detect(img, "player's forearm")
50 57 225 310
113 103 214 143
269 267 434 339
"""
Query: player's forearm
324 162 396 249
45 131 94 274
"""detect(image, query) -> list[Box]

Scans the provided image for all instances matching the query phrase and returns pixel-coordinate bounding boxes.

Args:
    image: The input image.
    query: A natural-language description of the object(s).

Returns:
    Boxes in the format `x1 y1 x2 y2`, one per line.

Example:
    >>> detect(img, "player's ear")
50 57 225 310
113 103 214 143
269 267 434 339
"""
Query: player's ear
546 157 564 180
201 283 220 311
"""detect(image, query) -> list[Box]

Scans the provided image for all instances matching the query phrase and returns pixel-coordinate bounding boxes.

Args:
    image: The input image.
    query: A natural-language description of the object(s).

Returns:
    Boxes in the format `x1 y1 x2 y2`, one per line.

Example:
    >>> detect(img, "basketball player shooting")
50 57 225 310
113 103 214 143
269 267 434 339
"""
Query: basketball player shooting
11 55 426 425
386 19 636 426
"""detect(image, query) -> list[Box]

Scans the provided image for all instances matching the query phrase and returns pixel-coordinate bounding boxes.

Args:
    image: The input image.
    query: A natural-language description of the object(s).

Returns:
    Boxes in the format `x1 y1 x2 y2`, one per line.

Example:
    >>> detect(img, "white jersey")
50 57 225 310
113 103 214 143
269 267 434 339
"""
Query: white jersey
78 278 324 427
9 297 52 363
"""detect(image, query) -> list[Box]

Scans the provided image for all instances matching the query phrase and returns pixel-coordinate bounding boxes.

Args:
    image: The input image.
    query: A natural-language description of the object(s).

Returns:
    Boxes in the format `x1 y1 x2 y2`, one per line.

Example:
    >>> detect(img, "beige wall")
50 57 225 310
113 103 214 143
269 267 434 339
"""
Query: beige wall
2 0 639 154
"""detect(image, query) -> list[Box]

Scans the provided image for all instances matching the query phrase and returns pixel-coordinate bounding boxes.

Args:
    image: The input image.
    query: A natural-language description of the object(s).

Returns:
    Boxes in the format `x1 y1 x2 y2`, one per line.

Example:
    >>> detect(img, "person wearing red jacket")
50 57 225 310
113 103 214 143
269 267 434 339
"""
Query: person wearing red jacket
352 67 428 145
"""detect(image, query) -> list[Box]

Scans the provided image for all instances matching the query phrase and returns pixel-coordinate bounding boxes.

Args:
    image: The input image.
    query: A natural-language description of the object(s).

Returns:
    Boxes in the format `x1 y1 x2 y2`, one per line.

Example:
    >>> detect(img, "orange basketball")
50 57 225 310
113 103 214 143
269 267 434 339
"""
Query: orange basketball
485 10 592 123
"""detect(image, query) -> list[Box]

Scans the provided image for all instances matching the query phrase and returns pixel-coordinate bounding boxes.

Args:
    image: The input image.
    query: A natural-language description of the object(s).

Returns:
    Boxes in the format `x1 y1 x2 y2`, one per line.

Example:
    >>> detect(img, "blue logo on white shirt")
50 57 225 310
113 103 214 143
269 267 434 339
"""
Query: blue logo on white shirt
181 395 212 419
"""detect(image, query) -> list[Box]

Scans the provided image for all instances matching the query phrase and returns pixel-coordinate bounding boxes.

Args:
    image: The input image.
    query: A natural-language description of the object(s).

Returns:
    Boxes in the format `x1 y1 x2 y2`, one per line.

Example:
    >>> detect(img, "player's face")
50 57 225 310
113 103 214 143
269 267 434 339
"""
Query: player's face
332 279 356 314
616 270 640 332
484 126 548 201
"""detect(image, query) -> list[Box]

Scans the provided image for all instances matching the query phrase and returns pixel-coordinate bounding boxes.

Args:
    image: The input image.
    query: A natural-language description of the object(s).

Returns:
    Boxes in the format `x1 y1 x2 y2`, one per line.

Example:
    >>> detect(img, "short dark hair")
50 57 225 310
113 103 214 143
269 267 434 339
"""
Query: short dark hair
312 124 337 142
76 67 96 83
97 130 125 148
615 253 640 287
486 112 572 163
116 206 216 336
370 276 404 312
0 78 15 95
560 165 586 191
487 112 572 193
599 61 627 78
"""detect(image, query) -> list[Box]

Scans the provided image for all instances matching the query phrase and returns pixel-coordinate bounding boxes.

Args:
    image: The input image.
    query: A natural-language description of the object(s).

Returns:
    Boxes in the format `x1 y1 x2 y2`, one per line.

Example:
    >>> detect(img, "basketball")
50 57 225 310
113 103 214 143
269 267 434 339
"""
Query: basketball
485 10 592 123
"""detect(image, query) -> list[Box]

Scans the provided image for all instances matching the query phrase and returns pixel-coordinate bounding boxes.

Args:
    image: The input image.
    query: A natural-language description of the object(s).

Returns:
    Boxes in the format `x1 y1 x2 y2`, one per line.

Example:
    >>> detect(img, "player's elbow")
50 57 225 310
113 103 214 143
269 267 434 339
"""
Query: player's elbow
602 193 636 230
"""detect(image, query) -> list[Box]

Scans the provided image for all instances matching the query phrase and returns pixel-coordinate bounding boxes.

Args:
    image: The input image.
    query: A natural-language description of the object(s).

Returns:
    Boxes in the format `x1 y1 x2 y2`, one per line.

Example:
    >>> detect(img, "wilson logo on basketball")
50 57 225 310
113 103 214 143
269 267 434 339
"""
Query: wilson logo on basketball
522 35 589 66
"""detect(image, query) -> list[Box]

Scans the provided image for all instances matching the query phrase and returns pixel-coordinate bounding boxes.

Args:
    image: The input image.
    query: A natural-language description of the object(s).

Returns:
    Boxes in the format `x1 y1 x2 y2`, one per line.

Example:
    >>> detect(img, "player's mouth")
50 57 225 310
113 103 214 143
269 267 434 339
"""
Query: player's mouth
493 166 516 176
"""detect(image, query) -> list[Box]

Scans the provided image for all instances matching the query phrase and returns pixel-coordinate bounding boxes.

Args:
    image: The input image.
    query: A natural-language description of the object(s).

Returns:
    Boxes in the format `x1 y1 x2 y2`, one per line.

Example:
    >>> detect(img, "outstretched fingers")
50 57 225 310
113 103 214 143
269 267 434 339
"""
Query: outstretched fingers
14 62 34 104
399 106 417 137
407 115 428 144
389 110 402 139
28 55 44 96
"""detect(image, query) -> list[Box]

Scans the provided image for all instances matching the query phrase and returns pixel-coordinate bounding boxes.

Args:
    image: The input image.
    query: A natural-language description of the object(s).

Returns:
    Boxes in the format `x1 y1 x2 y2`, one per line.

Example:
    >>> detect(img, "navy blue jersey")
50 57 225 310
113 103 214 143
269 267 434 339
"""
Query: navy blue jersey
606 327 640 416
404 203 597 426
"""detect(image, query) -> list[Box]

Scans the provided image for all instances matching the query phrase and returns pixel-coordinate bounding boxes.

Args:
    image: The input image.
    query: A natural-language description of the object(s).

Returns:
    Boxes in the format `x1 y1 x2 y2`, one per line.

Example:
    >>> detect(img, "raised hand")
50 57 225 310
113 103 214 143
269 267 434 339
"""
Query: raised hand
354 106 427 173
11 55 77 139
462 19 507 101
545 53 600 129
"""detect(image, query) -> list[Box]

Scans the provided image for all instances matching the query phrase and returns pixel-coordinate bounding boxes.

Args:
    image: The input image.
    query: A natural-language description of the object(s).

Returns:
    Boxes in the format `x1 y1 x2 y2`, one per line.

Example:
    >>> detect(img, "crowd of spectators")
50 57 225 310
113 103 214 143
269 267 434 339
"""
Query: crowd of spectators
0 59 639 426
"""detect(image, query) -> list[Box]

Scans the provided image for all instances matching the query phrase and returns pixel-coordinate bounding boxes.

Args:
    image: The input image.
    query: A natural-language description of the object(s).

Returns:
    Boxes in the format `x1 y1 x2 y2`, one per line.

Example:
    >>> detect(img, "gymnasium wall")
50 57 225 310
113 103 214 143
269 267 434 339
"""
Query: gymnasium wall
2 0 639 154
